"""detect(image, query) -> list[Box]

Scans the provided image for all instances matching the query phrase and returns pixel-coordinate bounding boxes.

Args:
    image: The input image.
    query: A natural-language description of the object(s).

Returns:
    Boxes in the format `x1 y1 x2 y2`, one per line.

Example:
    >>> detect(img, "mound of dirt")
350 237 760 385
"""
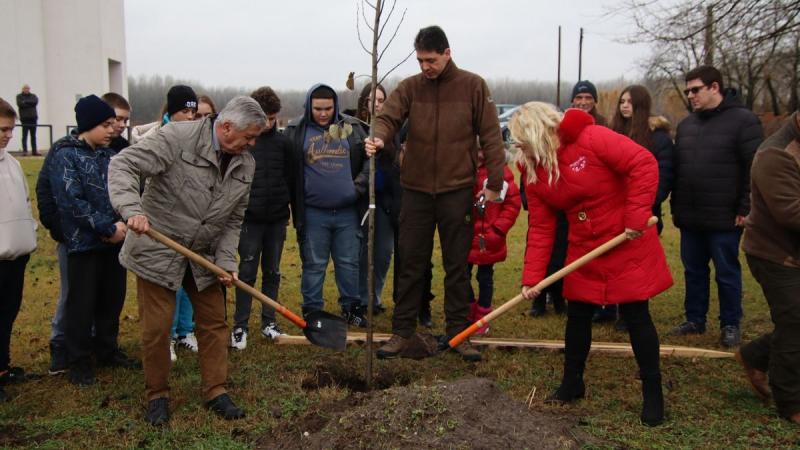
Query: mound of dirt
267 377 595 449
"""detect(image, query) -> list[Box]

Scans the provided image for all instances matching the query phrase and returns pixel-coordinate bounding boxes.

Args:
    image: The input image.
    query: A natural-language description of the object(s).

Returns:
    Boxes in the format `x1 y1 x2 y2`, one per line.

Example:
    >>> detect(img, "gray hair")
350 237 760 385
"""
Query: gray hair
217 96 266 130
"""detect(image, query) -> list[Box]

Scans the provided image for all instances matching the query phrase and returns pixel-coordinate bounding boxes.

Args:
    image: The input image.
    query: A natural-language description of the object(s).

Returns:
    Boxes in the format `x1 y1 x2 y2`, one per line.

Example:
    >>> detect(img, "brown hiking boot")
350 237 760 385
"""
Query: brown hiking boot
377 334 408 359
453 340 482 362
734 350 771 402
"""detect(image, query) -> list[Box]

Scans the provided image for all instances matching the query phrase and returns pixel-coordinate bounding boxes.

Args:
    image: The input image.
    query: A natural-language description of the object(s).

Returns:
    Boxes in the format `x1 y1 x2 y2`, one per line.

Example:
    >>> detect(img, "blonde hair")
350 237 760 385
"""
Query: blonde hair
509 102 562 185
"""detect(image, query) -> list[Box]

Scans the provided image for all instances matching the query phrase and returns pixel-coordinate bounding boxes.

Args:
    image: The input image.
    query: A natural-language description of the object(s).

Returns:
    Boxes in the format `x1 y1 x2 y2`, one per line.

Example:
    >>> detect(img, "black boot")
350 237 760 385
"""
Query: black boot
640 375 665 426
206 393 245 420
552 293 565 315
546 369 585 404
145 397 170 426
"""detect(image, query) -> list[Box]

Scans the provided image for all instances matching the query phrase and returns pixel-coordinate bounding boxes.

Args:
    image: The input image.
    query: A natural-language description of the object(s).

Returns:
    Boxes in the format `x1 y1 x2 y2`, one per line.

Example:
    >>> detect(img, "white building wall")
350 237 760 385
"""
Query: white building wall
0 0 126 151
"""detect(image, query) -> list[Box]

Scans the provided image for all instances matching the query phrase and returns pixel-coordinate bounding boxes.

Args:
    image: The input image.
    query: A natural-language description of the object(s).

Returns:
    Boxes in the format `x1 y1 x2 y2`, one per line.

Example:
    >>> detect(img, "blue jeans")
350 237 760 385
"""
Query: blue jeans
680 228 743 327
467 264 494 308
299 205 361 312
234 220 287 330
171 287 194 337
50 243 69 345
359 203 395 307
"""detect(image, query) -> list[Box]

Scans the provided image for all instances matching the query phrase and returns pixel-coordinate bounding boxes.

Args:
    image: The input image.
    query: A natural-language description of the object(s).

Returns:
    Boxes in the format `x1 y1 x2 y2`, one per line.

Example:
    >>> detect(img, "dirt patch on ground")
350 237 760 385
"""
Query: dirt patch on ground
266 377 596 449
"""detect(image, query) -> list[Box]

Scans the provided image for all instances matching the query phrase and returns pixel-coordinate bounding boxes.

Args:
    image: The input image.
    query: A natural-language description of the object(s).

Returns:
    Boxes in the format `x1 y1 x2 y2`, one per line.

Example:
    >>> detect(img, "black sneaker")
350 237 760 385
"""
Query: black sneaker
98 349 141 369
145 397 170 426
667 321 706 336
345 305 369 328
0 367 26 385
206 393 245 420
528 298 546 317
68 364 96 386
49 343 68 375
720 325 742 348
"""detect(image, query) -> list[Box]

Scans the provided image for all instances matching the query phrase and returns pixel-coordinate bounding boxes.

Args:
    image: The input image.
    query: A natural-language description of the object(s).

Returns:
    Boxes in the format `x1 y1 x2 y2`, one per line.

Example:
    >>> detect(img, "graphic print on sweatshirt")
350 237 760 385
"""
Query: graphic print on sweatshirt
303 125 356 209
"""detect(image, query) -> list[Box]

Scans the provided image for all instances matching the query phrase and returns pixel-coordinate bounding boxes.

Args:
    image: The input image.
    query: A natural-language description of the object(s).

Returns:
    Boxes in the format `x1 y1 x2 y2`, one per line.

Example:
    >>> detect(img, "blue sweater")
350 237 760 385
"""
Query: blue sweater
47 135 120 254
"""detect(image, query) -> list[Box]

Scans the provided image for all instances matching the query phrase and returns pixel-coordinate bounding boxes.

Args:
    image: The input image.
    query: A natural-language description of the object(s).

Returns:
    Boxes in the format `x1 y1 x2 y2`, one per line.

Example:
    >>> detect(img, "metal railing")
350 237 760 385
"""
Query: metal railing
13 123 54 150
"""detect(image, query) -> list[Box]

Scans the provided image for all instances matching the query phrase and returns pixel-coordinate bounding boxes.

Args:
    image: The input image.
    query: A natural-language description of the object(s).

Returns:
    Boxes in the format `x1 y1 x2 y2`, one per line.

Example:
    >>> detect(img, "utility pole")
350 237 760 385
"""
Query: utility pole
578 27 584 81
557 25 562 108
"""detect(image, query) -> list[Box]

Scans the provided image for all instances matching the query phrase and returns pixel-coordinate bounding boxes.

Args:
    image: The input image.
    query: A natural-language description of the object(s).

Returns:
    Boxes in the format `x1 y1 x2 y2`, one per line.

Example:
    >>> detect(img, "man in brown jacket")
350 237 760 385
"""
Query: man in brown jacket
108 96 265 425
365 25 506 361
737 110 800 425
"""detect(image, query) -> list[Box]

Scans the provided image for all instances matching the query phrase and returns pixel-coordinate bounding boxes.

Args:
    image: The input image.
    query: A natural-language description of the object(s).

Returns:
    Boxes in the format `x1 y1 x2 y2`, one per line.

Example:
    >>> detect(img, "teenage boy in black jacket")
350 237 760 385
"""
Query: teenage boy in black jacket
231 87 292 349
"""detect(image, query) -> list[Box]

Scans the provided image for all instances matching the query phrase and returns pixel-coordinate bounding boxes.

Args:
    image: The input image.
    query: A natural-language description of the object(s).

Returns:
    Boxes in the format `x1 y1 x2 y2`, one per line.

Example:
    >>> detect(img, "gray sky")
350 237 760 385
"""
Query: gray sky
124 0 649 91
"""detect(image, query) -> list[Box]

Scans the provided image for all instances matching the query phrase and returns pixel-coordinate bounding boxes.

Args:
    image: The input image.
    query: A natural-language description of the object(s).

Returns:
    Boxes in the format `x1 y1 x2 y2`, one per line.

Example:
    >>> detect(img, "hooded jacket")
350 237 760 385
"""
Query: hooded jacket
671 89 763 231
467 165 521 265
521 109 673 305
284 84 368 238
371 59 506 195
46 135 121 254
108 117 255 291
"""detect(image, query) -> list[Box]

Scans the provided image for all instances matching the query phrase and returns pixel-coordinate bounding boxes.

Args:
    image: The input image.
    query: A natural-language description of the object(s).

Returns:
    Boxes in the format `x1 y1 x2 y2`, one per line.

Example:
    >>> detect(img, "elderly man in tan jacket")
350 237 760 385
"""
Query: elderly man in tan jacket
108 96 265 426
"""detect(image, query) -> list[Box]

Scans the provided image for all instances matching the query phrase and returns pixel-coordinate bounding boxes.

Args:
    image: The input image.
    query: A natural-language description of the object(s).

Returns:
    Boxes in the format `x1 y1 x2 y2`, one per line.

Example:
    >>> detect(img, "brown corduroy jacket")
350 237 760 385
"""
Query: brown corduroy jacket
372 60 505 194
743 113 800 267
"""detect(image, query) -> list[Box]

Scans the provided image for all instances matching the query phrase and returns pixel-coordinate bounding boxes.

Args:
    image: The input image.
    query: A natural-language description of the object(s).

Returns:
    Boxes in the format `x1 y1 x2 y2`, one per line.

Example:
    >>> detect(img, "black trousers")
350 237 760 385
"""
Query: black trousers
563 300 661 381
0 255 30 371
21 119 37 152
392 188 474 338
740 255 800 418
65 247 127 366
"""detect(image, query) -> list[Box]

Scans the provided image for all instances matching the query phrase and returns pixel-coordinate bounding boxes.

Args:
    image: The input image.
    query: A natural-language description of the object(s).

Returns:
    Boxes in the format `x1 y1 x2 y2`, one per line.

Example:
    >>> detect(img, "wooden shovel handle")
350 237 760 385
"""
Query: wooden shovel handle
449 216 659 348
145 229 307 329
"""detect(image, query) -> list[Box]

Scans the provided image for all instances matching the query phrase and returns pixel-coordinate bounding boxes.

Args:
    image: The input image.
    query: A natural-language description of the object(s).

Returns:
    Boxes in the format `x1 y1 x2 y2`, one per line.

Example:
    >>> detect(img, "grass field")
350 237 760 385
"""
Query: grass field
1 157 797 449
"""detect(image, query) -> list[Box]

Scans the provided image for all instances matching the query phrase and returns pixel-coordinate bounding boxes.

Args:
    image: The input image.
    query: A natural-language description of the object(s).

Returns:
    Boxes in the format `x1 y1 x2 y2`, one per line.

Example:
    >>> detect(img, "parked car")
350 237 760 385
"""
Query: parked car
495 103 518 116
498 105 520 143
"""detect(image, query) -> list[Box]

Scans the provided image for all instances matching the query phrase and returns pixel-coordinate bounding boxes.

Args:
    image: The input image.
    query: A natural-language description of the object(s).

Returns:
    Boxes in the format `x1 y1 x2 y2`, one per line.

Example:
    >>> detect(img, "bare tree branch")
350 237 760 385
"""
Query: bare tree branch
378 49 415 85
377 8 407 63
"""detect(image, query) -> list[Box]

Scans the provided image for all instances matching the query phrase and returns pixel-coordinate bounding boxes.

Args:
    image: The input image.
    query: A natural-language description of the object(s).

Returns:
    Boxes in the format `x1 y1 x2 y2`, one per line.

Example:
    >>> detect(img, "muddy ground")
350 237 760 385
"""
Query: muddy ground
263 360 598 450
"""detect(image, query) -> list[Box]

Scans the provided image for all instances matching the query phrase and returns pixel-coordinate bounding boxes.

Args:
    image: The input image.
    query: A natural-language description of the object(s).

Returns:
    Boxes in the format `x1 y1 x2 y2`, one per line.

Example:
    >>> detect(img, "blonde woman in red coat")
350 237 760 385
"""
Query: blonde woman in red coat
466 149 521 335
510 103 673 426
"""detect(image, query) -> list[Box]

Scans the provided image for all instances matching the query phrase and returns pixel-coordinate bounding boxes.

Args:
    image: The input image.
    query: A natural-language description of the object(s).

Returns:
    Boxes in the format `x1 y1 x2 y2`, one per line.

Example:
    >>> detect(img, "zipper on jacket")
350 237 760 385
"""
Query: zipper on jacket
433 80 439 196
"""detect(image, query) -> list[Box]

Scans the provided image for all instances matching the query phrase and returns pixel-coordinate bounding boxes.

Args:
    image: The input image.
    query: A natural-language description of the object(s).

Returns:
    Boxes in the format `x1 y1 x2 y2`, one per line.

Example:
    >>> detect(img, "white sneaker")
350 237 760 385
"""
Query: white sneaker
176 332 199 352
169 339 178 363
261 322 285 340
230 327 247 350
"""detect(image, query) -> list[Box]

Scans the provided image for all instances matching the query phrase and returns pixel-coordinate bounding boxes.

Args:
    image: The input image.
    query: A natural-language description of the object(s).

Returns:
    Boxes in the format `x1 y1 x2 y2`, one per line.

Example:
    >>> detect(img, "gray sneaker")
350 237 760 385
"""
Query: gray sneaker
453 340 482 362
720 325 741 347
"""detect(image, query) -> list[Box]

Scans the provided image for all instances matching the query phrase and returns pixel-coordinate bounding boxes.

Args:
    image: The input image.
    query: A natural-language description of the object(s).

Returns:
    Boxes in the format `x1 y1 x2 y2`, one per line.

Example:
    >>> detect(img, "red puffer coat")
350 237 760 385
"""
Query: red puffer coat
468 165 521 265
521 109 672 305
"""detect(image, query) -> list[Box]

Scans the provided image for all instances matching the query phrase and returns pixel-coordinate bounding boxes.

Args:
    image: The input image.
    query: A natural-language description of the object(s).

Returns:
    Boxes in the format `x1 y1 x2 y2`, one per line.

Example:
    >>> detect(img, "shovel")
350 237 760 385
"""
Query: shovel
448 216 659 349
145 228 347 351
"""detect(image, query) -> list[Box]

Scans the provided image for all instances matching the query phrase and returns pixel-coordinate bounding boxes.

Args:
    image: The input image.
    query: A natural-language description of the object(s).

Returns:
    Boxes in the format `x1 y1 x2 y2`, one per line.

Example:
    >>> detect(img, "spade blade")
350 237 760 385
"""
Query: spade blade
302 310 348 352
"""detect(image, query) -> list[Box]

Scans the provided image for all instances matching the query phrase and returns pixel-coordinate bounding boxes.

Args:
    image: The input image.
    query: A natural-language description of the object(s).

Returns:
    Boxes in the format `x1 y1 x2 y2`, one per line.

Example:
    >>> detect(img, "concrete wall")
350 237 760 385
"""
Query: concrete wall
0 0 127 151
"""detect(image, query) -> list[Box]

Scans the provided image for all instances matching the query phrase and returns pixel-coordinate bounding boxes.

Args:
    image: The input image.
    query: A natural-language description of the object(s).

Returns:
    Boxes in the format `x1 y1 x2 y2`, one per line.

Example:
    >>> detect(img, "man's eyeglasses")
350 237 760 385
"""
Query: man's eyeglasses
683 85 708 96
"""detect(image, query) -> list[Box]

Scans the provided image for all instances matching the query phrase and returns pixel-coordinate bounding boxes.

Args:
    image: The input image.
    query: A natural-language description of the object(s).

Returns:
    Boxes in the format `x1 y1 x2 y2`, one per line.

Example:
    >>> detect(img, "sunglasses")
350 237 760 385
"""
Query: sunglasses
683 85 708 96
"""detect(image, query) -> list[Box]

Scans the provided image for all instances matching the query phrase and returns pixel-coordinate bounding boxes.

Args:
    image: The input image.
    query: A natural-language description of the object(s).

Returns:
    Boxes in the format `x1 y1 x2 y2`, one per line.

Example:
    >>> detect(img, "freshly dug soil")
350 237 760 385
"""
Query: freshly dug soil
267 377 596 449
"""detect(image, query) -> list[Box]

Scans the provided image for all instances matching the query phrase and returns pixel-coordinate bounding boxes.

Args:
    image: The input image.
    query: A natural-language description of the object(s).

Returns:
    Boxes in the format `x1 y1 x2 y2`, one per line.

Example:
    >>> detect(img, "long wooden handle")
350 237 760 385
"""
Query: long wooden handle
145 228 307 329
449 216 659 348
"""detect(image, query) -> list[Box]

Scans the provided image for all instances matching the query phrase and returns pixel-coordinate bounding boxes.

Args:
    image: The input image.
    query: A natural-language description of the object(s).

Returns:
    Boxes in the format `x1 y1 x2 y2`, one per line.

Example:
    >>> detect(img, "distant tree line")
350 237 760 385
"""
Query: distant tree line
128 74 630 126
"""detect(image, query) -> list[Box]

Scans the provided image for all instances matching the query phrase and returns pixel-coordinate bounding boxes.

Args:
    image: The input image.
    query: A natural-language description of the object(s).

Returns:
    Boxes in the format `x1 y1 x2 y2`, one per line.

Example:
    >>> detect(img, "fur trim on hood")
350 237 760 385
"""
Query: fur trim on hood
649 115 671 133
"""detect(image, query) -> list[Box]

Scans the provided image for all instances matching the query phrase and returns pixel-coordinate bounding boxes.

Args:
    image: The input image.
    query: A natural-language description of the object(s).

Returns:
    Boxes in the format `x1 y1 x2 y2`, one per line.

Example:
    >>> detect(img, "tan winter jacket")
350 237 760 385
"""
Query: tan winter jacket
372 60 506 194
108 117 254 291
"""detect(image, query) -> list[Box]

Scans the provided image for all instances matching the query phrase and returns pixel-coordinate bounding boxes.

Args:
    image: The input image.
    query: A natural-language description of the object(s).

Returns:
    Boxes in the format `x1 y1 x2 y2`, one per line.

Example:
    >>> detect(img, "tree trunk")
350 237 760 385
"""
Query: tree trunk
704 5 714 66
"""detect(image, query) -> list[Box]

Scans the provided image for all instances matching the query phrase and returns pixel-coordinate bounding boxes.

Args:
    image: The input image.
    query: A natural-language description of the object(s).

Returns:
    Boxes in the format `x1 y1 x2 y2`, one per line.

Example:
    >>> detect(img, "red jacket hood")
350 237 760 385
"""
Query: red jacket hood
558 108 596 145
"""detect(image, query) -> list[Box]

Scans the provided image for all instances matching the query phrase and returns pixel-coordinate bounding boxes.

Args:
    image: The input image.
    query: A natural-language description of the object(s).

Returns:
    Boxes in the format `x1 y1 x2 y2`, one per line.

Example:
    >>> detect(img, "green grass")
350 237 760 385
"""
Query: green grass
1 157 798 449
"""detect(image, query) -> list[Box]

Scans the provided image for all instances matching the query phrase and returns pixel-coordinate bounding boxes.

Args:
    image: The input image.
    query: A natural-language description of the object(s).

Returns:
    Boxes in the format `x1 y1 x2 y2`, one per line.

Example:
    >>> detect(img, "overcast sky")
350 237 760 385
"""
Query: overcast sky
124 0 650 91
